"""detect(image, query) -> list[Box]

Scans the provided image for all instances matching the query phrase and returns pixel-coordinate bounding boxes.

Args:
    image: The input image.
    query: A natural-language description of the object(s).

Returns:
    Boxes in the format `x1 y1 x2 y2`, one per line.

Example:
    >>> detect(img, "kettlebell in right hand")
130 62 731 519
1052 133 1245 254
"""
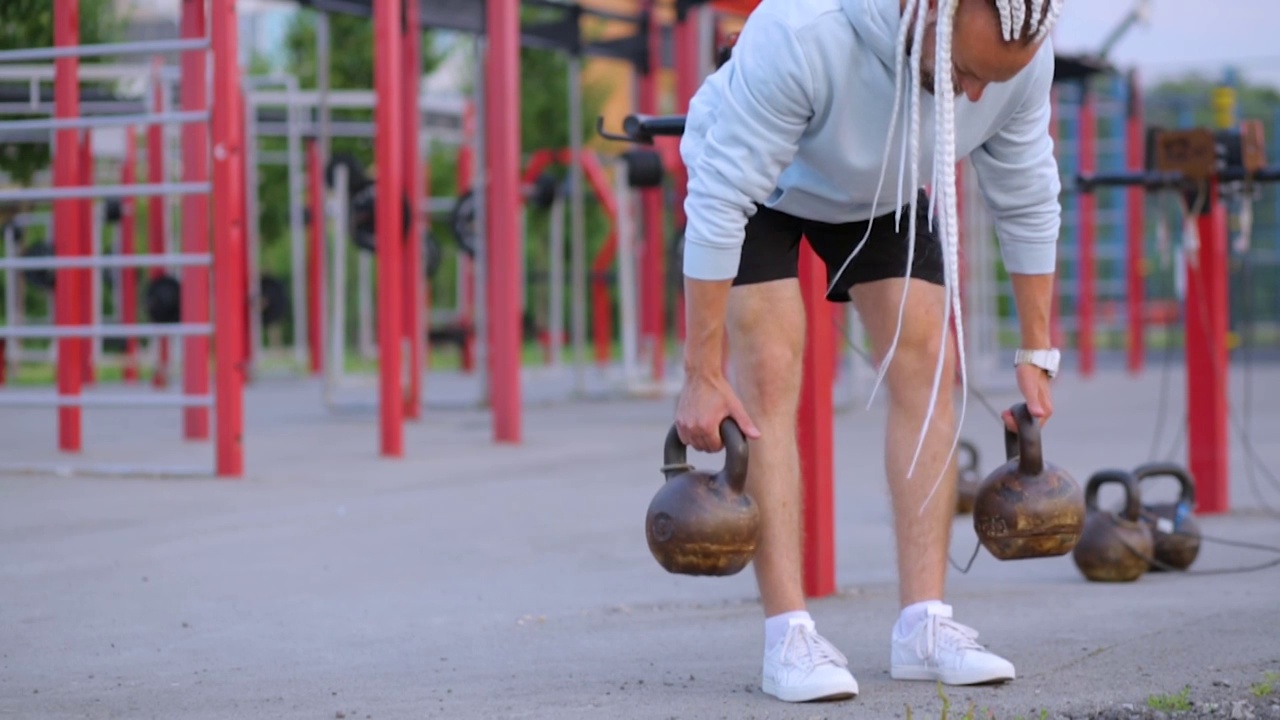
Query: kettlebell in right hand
972 403 1086 560
645 419 760 577
1072 469 1155 582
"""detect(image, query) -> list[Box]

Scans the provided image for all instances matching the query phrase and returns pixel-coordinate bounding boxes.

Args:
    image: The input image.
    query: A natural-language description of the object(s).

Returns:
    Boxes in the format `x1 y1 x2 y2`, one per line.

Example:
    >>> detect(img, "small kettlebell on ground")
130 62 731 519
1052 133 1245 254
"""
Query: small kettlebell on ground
1131 461 1202 572
972 403 1086 560
646 418 760 577
955 439 981 515
1073 469 1155 582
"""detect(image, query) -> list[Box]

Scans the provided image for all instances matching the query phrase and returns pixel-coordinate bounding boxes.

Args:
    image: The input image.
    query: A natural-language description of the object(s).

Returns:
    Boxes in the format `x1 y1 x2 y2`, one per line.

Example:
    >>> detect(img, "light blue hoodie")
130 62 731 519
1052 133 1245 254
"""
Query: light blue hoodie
678 0 1062 282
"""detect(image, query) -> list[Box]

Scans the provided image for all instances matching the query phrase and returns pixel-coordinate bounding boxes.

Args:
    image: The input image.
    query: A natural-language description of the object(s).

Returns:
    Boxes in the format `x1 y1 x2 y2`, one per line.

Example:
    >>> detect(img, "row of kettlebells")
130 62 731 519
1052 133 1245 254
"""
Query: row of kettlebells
645 402 1199 584
957 439 1202 582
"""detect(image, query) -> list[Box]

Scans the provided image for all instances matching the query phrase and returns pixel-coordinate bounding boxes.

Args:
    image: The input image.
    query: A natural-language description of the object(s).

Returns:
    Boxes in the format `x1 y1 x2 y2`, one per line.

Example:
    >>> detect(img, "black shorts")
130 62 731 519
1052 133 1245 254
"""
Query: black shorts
734 189 946 302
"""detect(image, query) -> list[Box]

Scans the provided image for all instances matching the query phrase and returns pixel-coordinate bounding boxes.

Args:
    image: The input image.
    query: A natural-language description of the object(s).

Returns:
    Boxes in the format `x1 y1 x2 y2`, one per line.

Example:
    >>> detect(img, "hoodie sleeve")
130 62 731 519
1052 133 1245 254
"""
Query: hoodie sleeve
679 13 815 281
968 46 1062 275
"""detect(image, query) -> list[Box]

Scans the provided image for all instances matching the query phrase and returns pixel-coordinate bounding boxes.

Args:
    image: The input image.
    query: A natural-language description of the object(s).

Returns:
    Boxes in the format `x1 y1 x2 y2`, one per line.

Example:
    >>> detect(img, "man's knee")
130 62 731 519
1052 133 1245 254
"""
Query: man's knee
728 281 805 421
884 324 955 412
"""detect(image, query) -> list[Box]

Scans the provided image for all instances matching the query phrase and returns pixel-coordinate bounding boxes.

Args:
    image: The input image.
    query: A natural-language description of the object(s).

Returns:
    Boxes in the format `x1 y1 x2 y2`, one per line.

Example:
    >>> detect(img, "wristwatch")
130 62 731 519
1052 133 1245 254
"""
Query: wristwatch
1014 348 1061 378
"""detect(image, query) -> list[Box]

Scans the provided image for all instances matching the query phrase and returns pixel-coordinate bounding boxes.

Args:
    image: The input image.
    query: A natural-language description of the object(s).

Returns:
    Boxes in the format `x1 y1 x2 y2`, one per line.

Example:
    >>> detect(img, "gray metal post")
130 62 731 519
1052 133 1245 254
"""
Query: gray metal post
615 160 639 385
315 12 332 165
567 56 588 395
472 38 489 402
244 86 264 376
548 193 565 369
3 224 20 377
285 78 308 367
91 195 104 369
326 166 350 404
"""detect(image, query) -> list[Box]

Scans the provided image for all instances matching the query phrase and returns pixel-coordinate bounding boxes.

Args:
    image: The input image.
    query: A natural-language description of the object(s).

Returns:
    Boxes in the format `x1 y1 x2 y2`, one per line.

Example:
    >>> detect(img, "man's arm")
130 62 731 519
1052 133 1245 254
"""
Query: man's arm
679 12 815 376
968 44 1061 350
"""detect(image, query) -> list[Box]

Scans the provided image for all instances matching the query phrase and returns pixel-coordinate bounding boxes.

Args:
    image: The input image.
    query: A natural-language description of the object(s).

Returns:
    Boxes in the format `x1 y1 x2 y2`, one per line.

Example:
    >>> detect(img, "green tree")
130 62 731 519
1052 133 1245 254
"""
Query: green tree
0 0 124 186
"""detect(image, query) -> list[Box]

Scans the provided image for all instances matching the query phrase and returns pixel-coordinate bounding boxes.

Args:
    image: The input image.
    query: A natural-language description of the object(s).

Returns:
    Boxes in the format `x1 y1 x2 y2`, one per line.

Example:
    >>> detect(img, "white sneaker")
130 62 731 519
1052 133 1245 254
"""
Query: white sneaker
889 603 1016 686
761 618 860 703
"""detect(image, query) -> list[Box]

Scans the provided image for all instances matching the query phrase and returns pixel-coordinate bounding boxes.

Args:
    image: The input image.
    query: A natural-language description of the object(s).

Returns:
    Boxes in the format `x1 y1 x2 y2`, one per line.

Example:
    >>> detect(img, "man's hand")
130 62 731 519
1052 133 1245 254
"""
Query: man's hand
675 372 761 452
1002 363 1054 432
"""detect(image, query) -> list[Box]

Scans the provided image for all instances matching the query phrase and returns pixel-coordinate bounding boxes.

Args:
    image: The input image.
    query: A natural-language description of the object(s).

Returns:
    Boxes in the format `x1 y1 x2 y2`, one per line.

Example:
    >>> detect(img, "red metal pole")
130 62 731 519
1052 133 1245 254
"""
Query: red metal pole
1125 70 1145 376
307 139 325 376
485 0 523 443
182 0 210 439
211 0 246 477
797 241 836 598
639 2 665 383
149 61 170 389
1186 180 1229 514
54 0 82 452
374 0 405 456
79 129 95 386
1077 87 1096 377
402 0 424 420
121 128 140 383
580 151 619 366
1048 87 1064 349
458 104 476 372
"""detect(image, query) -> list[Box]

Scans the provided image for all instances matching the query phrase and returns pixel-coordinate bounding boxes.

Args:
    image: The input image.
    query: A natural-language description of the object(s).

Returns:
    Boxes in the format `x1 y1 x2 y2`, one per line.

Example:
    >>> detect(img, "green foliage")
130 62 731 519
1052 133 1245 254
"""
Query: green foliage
0 0 124 185
1146 685 1192 712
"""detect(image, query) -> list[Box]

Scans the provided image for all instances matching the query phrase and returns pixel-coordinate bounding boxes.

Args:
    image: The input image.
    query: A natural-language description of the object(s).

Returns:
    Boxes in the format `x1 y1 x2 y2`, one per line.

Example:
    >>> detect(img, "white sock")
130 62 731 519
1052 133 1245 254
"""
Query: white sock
894 600 945 639
764 610 813 652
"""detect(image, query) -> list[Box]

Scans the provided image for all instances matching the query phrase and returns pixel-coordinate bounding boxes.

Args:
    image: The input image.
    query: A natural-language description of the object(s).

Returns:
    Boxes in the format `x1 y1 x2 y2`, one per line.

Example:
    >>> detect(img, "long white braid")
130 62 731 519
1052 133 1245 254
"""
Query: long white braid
827 0 1064 514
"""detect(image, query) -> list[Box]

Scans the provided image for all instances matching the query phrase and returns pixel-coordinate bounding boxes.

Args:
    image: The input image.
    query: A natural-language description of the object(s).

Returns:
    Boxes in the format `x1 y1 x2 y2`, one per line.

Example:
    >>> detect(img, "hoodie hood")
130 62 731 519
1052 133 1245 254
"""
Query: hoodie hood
842 0 905 69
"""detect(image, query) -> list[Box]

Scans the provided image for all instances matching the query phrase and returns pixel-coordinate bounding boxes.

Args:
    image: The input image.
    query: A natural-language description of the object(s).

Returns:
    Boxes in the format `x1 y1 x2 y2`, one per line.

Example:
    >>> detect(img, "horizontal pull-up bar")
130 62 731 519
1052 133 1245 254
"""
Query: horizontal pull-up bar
0 38 211 63
0 323 213 339
0 393 214 408
0 253 212 271
0 110 209 136
0 182 211 204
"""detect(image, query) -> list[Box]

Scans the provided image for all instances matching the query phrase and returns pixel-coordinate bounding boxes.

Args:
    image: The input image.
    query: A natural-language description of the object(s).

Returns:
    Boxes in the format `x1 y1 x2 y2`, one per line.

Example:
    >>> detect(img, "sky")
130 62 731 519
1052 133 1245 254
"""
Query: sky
1050 0 1280 89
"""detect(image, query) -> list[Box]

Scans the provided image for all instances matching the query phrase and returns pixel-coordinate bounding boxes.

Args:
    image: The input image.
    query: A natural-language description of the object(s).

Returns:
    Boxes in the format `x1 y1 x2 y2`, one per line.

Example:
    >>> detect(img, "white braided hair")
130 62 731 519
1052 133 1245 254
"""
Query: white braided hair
828 0 1064 515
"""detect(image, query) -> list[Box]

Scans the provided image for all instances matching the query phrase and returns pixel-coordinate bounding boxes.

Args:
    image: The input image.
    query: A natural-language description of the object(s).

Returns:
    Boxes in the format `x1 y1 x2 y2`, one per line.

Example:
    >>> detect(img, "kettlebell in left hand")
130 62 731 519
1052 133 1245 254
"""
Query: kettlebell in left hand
646 418 760 577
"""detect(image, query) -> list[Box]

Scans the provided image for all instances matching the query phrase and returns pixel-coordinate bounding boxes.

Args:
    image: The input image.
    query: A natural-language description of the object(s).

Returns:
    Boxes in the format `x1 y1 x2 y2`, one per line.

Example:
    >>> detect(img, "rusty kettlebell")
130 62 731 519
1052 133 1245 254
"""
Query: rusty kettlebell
972 403 1086 560
955 439 981 515
1072 469 1155 582
646 418 760 577
1131 462 1201 572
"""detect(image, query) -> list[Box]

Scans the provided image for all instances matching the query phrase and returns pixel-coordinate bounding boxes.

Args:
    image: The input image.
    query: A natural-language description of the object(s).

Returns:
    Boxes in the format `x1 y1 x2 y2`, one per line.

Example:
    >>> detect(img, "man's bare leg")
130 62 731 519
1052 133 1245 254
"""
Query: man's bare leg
728 278 859 702
726 279 807 617
849 278 956 609
851 277 1015 686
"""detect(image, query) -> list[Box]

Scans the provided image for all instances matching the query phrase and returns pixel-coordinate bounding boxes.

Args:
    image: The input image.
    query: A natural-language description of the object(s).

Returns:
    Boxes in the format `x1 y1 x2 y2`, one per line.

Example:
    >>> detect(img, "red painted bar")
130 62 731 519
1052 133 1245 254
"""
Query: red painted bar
639 0 665 383
1125 70 1145 375
402 0 424 420
149 60 170 389
54 0 82 452
797 242 836 598
79 128 95 386
1186 181 1229 514
485 0 523 442
1077 88 1096 377
307 139 325 375
374 0 405 455
181 0 210 439
121 128 140 383
211 0 246 477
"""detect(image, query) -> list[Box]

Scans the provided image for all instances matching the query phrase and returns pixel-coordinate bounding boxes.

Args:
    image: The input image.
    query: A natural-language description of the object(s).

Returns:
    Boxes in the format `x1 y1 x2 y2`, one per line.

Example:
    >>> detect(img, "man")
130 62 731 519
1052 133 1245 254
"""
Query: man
675 0 1065 704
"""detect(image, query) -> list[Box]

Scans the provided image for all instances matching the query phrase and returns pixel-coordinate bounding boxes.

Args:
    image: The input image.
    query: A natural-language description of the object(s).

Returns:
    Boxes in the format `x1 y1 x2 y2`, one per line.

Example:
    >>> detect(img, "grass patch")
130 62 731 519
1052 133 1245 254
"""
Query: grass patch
1147 685 1192 712
903 683 1051 720
1251 671 1280 698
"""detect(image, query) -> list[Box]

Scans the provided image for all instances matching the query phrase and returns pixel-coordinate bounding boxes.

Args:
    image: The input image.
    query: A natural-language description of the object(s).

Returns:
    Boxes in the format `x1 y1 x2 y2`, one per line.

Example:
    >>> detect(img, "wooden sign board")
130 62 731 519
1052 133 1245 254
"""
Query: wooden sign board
1151 128 1217 181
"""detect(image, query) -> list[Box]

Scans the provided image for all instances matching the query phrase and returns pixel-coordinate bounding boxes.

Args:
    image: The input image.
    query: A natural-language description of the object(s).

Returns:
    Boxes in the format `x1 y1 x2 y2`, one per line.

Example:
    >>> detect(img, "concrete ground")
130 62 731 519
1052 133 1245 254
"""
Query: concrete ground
2 360 1280 720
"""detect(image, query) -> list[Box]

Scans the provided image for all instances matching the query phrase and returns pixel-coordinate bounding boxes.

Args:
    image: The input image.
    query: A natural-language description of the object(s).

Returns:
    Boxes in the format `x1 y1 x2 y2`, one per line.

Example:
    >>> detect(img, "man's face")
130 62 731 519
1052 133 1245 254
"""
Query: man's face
914 0 1045 102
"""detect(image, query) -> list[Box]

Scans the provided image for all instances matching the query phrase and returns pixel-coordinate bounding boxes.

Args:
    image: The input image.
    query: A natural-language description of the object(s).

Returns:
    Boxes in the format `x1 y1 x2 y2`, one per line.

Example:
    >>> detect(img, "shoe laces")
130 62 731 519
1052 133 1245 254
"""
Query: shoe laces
921 614 985 659
781 623 849 669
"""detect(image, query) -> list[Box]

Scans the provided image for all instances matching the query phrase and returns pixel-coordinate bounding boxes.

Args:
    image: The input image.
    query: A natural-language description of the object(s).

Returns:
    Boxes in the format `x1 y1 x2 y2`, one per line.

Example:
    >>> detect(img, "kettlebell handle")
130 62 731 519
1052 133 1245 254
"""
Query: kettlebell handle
1132 461 1197 507
1085 469 1143 521
1002 403 1044 476
661 419 750 493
